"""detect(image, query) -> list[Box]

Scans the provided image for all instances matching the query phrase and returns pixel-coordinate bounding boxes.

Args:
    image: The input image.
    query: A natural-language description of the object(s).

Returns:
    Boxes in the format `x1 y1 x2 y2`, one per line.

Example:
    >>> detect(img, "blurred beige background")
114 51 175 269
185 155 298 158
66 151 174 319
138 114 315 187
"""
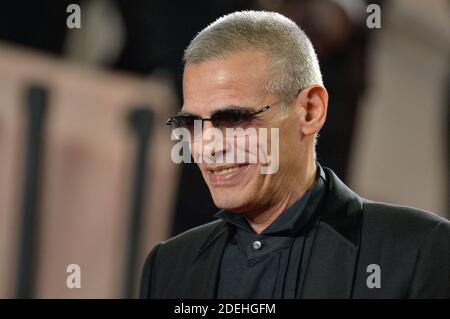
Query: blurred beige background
0 44 179 298
349 0 449 216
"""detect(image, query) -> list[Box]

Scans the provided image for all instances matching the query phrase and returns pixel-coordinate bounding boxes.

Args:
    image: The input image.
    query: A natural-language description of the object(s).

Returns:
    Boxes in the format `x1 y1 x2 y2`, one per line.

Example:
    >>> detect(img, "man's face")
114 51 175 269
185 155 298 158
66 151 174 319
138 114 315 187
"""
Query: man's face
182 51 305 213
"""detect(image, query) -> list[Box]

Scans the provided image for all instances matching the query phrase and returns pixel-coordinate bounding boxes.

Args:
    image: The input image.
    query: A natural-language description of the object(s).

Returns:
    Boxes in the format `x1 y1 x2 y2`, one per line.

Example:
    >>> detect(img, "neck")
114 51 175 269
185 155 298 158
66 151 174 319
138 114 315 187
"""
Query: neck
246 159 317 234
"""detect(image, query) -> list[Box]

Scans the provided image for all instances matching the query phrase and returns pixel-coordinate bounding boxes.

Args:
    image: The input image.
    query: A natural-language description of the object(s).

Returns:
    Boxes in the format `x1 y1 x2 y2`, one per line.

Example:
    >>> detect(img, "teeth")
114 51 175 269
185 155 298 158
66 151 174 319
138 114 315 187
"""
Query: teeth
213 166 241 175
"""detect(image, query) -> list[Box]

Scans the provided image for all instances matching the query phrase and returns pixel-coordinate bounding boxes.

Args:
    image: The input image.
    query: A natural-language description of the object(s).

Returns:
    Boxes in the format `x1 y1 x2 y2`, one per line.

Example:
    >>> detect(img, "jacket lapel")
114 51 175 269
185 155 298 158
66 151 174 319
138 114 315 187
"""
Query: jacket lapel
182 221 230 298
302 168 363 298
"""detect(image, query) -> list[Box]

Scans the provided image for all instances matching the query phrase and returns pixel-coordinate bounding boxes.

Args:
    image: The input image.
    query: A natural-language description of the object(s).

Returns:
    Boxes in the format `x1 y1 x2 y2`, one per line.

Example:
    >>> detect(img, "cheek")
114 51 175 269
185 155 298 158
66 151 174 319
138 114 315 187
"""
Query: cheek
233 135 259 163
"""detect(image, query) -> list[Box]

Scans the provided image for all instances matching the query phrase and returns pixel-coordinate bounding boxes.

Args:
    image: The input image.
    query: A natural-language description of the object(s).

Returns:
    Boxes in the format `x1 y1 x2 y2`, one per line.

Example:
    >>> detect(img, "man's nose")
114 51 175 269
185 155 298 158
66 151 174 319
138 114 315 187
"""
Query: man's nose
201 121 229 161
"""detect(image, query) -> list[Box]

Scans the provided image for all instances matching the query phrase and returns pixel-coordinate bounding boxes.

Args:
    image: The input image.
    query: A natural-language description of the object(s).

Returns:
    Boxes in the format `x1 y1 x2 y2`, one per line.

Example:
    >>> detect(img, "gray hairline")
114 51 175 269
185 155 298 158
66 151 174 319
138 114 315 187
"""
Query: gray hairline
183 11 323 98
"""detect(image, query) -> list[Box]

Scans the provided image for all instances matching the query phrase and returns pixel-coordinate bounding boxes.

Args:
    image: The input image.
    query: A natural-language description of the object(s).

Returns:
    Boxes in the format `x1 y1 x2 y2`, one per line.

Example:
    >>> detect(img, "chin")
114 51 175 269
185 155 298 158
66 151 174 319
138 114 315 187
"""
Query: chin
210 190 249 212
201 164 260 211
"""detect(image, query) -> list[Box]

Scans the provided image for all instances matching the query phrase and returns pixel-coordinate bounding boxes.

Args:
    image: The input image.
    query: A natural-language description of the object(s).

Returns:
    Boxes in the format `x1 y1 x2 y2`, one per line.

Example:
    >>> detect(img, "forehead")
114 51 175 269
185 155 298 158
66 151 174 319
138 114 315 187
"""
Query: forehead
182 51 270 115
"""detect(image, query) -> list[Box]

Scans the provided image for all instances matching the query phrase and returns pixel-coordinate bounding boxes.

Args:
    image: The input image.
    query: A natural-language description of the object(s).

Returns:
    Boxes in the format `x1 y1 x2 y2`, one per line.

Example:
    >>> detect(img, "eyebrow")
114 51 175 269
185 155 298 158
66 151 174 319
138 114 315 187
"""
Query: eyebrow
179 105 257 117
177 110 198 116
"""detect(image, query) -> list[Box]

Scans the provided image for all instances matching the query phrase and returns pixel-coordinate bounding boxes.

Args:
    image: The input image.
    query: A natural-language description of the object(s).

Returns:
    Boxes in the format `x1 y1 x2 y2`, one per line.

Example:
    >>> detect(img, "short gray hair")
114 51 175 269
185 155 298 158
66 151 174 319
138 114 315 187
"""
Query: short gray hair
183 10 323 97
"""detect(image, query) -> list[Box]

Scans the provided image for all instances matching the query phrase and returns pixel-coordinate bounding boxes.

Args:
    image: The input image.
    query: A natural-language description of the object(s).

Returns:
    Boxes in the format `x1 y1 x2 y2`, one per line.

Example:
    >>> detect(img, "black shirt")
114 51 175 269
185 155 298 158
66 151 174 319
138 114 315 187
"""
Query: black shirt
215 165 327 298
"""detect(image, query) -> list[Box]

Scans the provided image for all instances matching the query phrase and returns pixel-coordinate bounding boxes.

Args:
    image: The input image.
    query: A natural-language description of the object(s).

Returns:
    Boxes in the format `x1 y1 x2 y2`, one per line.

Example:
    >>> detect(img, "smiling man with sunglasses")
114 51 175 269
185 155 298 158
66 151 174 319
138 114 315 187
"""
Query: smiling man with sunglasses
140 11 449 299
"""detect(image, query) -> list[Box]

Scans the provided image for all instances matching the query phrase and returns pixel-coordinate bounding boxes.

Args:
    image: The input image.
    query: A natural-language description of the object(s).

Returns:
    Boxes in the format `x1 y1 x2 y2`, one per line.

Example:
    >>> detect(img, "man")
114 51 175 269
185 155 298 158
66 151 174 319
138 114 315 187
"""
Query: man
140 11 449 298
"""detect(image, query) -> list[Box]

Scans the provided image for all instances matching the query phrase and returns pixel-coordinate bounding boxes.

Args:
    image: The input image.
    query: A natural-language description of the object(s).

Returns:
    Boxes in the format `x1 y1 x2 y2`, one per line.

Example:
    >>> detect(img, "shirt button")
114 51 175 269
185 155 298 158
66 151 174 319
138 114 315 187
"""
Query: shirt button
252 240 262 250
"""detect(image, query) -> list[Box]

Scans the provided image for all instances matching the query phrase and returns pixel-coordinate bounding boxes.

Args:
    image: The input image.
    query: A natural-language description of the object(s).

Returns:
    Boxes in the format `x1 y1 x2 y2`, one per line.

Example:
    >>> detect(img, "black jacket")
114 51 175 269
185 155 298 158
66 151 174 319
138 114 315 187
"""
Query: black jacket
140 168 449 298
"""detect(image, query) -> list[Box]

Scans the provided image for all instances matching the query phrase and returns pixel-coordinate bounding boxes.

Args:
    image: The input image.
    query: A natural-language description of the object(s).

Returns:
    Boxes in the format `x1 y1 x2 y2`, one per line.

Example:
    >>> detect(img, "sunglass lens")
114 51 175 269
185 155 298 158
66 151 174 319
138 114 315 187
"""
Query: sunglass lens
212 110 254 128
170 115 197 140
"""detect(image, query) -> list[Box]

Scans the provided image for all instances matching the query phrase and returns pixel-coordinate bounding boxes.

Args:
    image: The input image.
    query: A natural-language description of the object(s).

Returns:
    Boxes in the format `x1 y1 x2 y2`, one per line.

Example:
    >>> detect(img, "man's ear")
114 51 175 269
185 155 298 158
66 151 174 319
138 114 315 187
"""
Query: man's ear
297 85 328 136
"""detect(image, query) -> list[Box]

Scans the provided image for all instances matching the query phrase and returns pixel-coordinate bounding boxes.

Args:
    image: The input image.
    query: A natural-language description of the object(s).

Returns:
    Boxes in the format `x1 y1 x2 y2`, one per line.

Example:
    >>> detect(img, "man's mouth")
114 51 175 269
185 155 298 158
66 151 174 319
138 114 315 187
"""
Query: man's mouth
204 163 250 185
212 166 243 175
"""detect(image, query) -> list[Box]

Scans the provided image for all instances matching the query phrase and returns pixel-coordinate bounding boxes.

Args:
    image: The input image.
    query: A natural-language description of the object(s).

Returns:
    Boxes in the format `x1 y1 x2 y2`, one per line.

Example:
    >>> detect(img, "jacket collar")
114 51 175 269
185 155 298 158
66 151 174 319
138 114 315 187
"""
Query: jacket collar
195 220 229 262
300 167 363 298
319 167 363 247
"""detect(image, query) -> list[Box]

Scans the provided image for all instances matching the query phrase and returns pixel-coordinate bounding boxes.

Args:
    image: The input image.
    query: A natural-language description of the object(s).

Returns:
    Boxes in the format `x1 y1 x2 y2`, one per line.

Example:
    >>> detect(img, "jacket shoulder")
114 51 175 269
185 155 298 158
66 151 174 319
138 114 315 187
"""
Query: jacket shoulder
362 199 448 231
149 219 226 267
360 199 449 257
355 200 449 298
362 200 450 249
139 219 226 298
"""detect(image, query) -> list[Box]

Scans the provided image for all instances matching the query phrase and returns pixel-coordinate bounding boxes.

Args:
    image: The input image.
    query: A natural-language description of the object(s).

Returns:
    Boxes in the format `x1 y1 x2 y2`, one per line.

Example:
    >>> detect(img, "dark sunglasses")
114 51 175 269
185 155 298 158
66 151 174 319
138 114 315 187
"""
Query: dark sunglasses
166 90 301 141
